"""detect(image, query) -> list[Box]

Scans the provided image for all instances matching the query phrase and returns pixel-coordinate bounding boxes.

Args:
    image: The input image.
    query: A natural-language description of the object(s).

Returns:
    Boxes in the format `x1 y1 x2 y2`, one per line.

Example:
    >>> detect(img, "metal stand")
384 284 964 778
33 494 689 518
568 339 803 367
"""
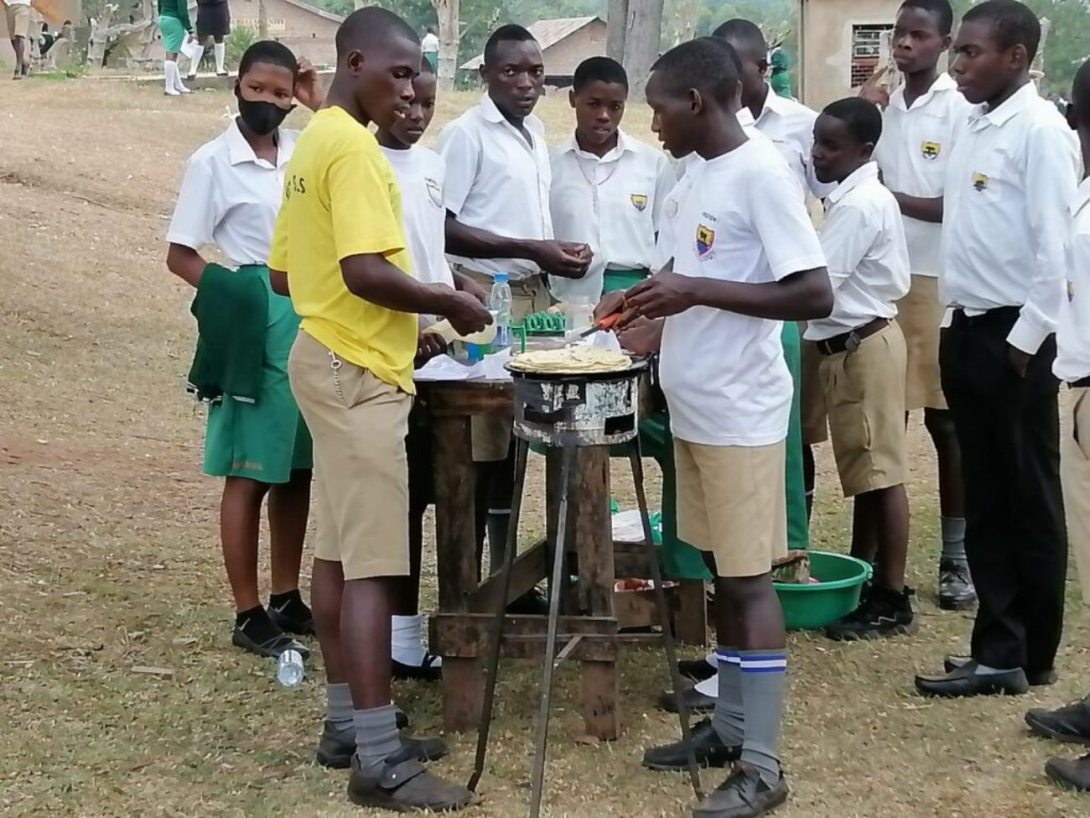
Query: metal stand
469 437 702 815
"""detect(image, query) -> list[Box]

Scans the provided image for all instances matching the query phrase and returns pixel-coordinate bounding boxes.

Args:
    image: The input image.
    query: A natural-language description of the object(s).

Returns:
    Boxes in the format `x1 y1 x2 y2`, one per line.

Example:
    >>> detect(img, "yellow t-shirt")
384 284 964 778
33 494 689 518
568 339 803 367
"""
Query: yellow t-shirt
269 106 417 393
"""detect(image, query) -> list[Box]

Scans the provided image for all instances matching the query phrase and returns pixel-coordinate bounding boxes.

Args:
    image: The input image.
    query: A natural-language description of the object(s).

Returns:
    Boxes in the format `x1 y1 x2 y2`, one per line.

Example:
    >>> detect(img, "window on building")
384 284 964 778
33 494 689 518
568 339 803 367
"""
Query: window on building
850 24 893 87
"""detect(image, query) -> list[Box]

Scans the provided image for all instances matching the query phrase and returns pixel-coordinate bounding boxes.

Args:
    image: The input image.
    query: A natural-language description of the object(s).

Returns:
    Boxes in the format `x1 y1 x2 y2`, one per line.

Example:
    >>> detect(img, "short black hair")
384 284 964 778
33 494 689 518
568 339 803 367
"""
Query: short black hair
898 0 954 36
651 37 740 107
711 18 767 59
1073 58 1090 127
335 6 419 60
822 97 884 146
483 23 537 66
962 0 1041 64
573 56 628 92
239 40 298 78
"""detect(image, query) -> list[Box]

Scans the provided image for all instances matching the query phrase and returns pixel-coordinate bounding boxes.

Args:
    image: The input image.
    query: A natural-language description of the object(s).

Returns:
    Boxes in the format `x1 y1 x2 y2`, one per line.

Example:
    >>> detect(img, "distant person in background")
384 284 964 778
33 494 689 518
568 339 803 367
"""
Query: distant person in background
188 0 230 78
158 0 193 95
769 46 793 99
39 22 56 56
421 25 438 71
4 0 32 79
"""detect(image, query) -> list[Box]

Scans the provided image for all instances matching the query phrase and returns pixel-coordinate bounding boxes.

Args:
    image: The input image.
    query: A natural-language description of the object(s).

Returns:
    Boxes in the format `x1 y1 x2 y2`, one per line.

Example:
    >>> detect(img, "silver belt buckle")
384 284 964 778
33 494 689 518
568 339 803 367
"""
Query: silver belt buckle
845 331 861 353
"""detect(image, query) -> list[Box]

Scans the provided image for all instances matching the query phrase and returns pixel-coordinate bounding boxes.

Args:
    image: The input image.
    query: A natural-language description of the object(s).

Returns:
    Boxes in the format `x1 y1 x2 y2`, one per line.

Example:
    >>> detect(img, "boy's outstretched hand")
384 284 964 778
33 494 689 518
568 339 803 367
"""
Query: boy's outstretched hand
533 241 593 279
295 58 326 112
619 273 696 326
442 290 493 336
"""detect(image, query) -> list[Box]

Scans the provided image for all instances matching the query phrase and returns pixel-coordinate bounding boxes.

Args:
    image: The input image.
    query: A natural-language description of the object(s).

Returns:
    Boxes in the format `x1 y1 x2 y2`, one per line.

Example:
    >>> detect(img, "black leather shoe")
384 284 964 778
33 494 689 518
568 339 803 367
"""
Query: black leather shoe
1025 698 1090 744
945 655 1058 687
347 746 473 812
392 654 442 683
915 660 1028 698
938 560 977 610
659 685 716 714
692 764 789 818
825 585 915 641
1045 754 1090 791
316 720 449 770
678 657 717 683
642 718 741 771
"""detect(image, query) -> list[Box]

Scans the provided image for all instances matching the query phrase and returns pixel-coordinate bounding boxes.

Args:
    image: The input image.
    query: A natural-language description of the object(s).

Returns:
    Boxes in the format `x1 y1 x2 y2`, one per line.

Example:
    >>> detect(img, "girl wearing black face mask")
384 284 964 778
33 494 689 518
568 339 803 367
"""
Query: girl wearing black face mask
164 41 326 661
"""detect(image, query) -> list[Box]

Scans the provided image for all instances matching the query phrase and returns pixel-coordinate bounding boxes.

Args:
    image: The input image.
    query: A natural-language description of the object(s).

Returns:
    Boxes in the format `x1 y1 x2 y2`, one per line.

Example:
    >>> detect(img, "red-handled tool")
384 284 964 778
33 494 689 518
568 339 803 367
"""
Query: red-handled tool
578 311 622 338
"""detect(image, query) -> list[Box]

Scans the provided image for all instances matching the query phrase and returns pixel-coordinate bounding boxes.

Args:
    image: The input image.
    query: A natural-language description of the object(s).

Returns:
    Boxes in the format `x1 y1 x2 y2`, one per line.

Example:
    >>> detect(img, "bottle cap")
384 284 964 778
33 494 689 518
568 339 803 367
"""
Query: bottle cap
494 272 509 284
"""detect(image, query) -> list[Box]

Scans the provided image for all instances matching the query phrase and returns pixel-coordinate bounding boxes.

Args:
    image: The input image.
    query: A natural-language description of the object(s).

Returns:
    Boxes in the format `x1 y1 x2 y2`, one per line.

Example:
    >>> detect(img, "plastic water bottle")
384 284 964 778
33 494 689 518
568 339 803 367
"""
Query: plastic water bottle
490 272 512 352
277 649 305 687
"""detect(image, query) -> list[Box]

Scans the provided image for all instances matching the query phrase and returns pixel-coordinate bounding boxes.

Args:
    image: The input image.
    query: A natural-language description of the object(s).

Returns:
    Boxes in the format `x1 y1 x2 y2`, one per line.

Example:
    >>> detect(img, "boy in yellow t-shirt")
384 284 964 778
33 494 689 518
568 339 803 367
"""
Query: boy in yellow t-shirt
268 7 490 812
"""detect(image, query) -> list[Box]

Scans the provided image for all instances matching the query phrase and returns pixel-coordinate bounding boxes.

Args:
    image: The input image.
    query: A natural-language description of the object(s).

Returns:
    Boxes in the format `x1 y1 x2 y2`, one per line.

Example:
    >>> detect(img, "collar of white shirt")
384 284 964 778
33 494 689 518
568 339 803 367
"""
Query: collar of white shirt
888 71 957 111
756 85 792 123
969 80 1040 129
826 162 880 206
557 128 635 162
737 107 757 130
478 93 546 140
224 120 295 169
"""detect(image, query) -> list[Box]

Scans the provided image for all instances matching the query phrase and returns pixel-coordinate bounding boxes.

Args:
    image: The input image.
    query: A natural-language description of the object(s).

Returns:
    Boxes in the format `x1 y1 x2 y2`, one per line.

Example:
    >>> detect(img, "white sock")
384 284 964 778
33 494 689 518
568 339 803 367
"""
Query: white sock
214 42 226 74
695 674 718 698
164 61 179 95
174 66 190 93
391 615 441 666
188 44 204 77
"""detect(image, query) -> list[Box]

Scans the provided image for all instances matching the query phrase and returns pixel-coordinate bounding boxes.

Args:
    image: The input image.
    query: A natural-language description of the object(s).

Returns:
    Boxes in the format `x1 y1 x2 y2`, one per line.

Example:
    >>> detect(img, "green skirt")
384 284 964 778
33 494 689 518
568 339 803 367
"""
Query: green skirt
203 265 313 483
159 15 187 53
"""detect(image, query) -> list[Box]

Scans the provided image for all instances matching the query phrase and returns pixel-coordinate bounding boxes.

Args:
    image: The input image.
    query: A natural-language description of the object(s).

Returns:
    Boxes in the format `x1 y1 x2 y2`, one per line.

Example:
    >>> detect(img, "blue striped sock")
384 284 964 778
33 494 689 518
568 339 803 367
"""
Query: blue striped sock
711 647 743 746
738 649 787 785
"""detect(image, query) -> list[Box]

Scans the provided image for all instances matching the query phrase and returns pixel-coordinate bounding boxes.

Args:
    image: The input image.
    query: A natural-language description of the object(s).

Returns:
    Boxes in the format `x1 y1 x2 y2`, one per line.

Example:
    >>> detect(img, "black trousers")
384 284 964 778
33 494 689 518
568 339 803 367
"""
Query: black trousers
940 308 1067 673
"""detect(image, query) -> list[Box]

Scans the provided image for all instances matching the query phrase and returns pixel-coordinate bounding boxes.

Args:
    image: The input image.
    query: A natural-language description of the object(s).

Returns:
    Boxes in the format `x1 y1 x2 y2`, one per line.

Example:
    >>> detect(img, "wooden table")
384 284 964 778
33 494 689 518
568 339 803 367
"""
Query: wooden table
419 377 707 740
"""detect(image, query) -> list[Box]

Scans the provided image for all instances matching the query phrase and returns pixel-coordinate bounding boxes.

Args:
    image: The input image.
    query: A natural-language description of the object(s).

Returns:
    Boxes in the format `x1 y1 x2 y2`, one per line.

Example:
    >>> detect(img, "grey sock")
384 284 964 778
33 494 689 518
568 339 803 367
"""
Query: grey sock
940 517 967 562
326 683 353 732
353 704 401 778
711 648 744 747
738 650 787 786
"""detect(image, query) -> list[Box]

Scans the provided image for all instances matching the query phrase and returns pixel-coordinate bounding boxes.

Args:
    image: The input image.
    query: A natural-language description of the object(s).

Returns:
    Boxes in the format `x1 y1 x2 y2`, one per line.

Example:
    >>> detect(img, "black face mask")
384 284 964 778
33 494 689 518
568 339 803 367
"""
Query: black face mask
235 84 295 135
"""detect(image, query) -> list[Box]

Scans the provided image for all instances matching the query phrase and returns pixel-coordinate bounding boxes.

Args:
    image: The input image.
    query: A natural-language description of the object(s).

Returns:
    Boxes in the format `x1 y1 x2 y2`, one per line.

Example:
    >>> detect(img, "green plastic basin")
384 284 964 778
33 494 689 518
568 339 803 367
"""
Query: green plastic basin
774 551 872 631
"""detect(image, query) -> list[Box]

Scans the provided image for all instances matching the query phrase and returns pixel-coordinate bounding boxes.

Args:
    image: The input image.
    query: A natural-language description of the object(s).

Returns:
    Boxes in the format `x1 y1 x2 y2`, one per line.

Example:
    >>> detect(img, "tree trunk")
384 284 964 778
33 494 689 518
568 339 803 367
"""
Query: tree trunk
87 3 117 67
432 0 459 92
622 0 664 100
606 0 628 62
258 0 268 38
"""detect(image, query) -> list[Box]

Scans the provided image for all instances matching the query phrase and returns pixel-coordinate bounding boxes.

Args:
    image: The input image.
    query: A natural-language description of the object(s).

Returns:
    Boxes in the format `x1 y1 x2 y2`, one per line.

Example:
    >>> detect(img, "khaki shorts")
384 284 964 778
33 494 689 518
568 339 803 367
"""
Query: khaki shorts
288 330 412 580
819 322 908 497
6 3 30 38
1062 387 1090 605
675 438 788 578
896 275 947 411
799 330 828 445
457 266 551 462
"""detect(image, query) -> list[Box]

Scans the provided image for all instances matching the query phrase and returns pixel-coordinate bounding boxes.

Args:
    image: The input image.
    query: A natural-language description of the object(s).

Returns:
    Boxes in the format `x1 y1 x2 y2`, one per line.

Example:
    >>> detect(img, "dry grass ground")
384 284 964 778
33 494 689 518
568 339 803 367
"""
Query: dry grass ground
1 78 1089 818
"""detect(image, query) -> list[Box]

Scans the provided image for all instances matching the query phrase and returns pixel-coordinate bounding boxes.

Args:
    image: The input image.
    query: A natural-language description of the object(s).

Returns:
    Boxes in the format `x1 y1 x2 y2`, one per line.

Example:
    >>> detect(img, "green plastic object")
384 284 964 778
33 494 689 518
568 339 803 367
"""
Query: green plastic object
774 551 872 631
517 311 567 336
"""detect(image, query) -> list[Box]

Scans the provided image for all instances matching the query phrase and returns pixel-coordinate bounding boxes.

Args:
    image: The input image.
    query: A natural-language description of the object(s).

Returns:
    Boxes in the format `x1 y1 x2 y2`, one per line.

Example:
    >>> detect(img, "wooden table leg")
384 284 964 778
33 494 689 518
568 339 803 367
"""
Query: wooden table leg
572 447 620 740
432 414 482 731
674 580 709 646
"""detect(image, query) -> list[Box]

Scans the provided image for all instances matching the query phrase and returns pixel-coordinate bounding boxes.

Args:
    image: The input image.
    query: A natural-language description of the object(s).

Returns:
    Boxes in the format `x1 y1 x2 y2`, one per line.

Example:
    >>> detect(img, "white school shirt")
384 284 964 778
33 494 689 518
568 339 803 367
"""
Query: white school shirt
421 32 439 53
167 121 298 267
654 110 794 270
805 163 911 341
941 81 1079 354
548 129 673 301
437 94 553 280
874 73 971 278
380 145 455 289
752 86 835 200
660 137 827 447
1054 178 1090 382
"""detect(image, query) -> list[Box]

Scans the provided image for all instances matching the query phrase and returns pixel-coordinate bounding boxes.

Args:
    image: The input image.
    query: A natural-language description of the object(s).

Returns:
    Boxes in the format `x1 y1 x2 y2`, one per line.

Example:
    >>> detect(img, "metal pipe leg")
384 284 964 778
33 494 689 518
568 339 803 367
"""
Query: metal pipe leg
469 437 530 793
629 445 703 799
528 445 576 818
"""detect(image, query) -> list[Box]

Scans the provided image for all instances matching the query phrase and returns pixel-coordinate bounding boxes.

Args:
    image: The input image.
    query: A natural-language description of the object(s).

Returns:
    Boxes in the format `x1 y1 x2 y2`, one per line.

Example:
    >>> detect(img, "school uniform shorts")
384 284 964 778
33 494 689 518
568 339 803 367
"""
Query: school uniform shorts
819 321 908 498
457 266 551 463
1063 386 1090 605
674 438 788 578
895 274 947 411
288 330 412 580
799 328 828 445
6 2 30 38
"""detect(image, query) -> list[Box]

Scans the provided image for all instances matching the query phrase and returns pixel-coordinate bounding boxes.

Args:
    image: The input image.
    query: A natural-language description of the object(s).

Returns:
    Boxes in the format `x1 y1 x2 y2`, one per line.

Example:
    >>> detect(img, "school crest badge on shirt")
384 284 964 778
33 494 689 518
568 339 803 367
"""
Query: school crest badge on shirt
696 225 715 259
921 141 941 160
425 177 443 208
630 194 648 212
972 172 989 192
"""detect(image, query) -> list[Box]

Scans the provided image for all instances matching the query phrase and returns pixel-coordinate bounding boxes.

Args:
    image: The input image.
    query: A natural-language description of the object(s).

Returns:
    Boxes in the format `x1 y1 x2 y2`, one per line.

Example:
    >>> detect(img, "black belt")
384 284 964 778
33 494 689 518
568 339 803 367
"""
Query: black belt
816 318 889 356
1072 377 1090 389
948 305 1021 328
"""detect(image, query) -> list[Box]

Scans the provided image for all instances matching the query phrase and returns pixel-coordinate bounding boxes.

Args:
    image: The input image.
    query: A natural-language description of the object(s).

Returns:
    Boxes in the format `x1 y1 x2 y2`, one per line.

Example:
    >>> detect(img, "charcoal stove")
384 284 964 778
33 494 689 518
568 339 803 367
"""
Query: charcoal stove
508 359 649 448
468 355 702 818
